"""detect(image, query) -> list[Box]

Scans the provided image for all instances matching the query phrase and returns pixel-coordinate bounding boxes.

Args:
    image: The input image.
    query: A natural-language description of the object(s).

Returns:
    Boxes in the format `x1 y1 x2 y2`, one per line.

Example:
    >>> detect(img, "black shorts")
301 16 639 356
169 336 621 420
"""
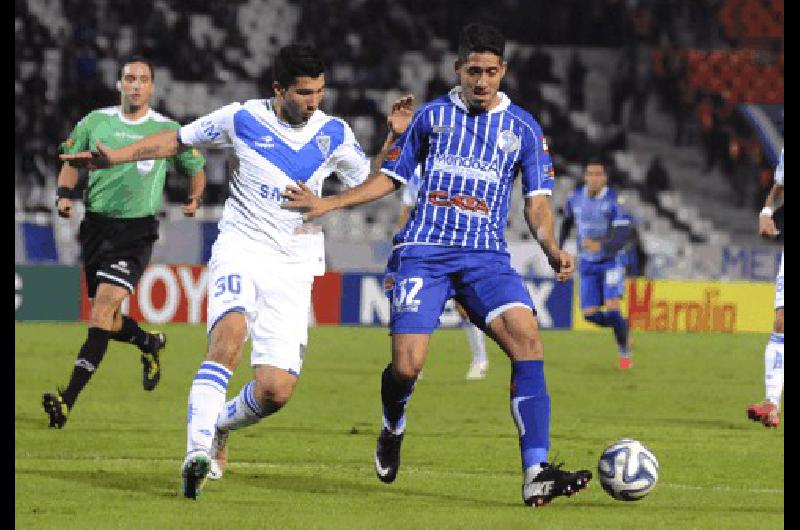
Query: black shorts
79 212 159 298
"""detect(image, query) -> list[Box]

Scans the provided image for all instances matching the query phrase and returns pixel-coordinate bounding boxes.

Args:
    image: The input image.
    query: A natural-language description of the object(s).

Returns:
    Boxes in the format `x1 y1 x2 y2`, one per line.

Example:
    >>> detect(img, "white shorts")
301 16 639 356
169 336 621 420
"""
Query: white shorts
206 236 314 376
775 251 784 310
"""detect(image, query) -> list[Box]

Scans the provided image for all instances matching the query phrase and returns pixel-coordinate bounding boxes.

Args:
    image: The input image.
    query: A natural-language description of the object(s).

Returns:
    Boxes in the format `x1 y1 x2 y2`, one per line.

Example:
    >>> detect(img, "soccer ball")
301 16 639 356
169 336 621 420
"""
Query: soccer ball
597 438 659 501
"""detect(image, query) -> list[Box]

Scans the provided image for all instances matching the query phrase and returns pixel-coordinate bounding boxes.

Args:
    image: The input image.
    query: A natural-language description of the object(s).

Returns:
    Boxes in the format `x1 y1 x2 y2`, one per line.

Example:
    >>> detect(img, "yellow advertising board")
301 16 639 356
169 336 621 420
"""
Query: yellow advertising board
572 278 775 333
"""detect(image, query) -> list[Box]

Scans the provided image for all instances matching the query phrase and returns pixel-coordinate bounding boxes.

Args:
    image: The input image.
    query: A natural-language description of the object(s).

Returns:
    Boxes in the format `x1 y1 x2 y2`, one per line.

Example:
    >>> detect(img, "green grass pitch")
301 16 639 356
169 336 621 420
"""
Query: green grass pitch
16 323 783 529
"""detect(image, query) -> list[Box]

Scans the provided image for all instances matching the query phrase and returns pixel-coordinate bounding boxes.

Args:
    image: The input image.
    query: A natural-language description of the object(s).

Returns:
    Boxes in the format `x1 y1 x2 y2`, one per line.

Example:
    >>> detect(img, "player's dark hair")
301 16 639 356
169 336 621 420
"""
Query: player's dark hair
118 56 155 80
458 24 505 61
272 44 325 88
586 157 608 170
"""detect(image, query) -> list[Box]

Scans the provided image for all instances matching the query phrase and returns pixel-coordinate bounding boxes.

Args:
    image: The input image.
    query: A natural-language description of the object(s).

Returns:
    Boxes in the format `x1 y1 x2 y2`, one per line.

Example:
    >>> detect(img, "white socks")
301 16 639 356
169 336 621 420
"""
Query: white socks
186 361 232 456
216 380 266 432
765 333 784 406
463 322 487 364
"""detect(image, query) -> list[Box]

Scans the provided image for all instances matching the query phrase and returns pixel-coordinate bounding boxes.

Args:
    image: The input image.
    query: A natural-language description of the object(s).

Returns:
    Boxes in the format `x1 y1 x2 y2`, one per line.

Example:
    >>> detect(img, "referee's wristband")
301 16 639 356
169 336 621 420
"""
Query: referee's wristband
56 186 74 201
759 206 774 218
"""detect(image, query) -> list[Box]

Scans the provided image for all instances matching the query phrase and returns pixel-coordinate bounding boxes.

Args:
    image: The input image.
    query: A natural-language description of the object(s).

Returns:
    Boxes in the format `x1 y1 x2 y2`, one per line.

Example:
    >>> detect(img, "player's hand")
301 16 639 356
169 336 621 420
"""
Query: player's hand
387 95 415 137
281 181 330 221
59 140 113 169
57 198 73 218
182 197 200 217
582 238 602 252
758 213 779 238
548 250 575 282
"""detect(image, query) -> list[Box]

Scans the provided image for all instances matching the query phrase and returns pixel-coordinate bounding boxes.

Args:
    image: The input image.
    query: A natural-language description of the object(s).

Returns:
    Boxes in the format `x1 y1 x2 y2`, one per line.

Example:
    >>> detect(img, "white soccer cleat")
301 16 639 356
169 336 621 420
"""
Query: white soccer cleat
207 427 229 480
466 361 489 380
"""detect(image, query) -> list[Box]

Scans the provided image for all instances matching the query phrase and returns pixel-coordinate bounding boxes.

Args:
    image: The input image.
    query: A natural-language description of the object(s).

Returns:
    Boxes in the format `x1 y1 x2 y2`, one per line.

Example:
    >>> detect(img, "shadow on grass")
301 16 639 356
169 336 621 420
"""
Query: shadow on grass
17 468 179 498
219 471 523 509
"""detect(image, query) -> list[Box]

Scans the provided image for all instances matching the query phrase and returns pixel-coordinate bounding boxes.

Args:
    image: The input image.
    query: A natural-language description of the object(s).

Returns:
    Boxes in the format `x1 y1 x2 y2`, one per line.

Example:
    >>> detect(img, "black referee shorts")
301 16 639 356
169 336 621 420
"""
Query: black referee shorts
79 212 159 298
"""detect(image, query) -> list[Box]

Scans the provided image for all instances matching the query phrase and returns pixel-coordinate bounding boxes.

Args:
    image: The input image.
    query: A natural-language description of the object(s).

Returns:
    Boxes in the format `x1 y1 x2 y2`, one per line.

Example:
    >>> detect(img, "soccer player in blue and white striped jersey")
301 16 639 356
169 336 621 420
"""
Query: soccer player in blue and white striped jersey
559 160 635 369
284 23 592 507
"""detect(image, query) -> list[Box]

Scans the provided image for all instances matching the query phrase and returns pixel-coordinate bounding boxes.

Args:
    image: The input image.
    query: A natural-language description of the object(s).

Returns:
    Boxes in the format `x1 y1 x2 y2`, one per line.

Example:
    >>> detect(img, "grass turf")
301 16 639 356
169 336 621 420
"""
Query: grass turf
16 323 783 529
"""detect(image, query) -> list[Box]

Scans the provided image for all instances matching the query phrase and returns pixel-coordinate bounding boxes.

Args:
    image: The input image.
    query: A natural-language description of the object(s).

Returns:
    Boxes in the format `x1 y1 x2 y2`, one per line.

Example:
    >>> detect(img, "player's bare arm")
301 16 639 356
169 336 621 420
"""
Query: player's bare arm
55 162 80 218
759 182 784 238
60 129 182 169
524 195 575 281
282 94 415 221
183 168 207 217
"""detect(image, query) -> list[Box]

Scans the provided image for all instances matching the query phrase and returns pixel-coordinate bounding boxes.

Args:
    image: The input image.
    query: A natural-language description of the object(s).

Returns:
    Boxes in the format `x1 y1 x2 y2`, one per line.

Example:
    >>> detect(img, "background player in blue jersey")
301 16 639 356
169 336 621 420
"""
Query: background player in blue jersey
284 23 592 507
559 159 635 369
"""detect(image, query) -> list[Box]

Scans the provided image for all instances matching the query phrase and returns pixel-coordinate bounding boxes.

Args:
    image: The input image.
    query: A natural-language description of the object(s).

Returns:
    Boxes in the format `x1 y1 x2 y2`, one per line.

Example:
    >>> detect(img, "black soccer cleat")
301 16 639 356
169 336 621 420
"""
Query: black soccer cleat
42 390 70 429
374 427 404 483
141 331 166 391
523 462 592 507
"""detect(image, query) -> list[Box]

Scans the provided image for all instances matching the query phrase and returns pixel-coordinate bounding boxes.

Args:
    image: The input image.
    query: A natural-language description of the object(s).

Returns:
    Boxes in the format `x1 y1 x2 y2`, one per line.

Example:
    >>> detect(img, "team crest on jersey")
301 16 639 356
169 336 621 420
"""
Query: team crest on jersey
386 147 401 161
316 134 331 158
498 130 520 153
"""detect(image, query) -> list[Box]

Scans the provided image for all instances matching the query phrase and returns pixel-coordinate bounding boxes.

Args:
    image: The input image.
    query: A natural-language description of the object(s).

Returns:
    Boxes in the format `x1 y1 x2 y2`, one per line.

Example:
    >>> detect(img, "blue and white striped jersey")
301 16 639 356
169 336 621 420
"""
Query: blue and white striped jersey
178 99 369 275
382 87 554 253
563 185 632 263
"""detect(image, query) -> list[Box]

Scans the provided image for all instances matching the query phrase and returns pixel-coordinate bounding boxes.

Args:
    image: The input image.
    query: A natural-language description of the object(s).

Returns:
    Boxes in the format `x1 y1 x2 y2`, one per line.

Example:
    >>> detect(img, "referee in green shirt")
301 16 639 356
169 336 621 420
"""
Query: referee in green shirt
43 57 207 429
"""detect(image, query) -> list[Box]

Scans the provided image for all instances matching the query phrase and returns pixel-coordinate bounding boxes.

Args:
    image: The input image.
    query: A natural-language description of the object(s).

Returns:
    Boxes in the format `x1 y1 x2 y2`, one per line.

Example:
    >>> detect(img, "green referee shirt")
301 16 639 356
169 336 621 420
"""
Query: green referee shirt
61 106 206 218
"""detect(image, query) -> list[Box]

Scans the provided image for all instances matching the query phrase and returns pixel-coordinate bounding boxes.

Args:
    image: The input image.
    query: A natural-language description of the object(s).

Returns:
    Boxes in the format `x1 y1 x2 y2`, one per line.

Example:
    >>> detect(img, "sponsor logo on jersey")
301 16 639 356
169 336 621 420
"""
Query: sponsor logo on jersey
432 125 454 134
316 134 331 158
498 129 520 153
427 190 490 216
430 153 501 183
254 135 274 149
114 131 145 141
386 147 401 161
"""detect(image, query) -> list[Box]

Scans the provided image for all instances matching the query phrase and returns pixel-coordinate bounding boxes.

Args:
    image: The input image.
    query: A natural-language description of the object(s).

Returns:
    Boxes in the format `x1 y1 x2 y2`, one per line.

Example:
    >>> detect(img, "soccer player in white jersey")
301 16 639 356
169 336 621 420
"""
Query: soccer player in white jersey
61 44 415 499
747 148 784 428
398 168 489 379
284 24 592 507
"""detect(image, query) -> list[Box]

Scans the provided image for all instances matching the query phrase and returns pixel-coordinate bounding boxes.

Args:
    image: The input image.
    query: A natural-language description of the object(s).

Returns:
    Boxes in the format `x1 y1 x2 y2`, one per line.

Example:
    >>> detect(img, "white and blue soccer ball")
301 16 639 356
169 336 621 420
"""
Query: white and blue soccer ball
597 438 659 501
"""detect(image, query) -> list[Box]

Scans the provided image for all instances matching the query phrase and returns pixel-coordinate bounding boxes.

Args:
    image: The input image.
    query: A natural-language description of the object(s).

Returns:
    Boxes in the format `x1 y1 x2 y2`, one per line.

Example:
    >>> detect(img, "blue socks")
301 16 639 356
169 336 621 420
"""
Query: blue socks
380 363 416 434
585 310 629 354
510 360 550 470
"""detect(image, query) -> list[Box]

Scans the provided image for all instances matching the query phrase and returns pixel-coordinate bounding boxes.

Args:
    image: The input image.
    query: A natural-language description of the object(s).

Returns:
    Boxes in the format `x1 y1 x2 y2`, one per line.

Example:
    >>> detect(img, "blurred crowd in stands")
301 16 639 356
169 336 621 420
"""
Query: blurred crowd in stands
16 0 782 219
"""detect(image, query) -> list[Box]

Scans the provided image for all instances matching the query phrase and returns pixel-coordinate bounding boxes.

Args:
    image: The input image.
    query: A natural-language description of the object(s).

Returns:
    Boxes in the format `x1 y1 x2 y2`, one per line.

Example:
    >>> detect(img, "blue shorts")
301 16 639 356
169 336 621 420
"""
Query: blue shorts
384 245 536 334
578 257 625 310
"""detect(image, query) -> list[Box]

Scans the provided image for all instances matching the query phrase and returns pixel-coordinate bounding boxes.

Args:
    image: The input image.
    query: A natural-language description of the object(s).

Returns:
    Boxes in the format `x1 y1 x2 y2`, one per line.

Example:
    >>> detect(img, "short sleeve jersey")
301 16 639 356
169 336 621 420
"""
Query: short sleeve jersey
563 185 631 262
178 99 370 272
61 107 205 218
381 87 554 252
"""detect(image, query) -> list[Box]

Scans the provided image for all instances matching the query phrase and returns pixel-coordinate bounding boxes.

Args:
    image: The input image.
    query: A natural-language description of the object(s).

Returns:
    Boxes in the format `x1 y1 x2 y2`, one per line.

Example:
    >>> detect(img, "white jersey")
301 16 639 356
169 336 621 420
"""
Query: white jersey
179 99 370 275
775 148 784 186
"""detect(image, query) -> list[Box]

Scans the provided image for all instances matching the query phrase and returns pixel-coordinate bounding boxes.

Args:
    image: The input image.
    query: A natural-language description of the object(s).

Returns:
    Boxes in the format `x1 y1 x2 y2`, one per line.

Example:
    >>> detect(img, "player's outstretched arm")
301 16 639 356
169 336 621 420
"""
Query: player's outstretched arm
524 195 575 281
59 130 182 169
282 172 400 221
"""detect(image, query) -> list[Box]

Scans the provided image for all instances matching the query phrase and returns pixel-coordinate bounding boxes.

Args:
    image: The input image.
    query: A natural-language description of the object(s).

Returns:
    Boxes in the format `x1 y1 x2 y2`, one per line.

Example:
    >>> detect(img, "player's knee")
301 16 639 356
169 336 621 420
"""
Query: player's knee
509 333 543 361
391 361 422 382
253 378 296 410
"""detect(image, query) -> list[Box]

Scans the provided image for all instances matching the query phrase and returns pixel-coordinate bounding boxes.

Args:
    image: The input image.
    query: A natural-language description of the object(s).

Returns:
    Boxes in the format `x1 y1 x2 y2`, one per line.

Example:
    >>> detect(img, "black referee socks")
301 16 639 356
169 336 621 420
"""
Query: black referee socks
61 327 111 409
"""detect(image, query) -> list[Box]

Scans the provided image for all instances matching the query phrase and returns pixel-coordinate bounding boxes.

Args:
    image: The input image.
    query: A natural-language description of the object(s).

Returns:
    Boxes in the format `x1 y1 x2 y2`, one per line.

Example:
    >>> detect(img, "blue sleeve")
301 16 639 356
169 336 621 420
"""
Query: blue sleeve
603 202 635 255
380 109 428 185
520 119 554 196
